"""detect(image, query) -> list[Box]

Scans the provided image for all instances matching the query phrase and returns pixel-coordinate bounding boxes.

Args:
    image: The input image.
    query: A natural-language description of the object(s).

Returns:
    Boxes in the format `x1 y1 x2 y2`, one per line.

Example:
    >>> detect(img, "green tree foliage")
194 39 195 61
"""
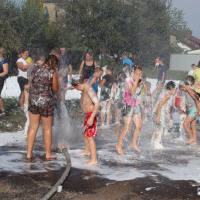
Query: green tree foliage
57 0 188 67
0 0 51 74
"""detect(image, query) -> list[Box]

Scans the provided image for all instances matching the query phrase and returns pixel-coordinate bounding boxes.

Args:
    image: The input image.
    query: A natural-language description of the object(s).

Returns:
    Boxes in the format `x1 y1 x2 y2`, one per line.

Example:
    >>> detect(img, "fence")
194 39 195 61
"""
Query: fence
170 54 200 71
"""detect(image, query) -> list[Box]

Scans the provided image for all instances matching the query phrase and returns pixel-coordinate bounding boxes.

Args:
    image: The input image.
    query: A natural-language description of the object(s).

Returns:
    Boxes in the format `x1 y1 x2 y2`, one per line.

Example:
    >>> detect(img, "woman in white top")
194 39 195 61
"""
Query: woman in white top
16 49 32 110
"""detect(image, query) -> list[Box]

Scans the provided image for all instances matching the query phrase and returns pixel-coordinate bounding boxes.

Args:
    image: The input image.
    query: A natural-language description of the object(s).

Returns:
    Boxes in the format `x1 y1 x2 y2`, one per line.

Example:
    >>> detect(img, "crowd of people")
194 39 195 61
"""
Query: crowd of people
0 47 200 165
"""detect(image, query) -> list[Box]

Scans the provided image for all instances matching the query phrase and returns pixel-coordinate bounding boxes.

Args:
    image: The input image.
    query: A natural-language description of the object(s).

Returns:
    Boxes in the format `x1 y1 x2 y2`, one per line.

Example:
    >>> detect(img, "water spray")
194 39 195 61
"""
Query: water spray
40 144 71 200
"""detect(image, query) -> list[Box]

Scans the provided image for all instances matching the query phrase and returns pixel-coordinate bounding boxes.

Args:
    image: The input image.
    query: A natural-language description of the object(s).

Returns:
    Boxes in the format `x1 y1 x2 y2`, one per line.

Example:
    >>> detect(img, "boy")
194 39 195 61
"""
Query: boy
88 67 103 93
72 78 100 165
158 57 167 84
151 81 176 149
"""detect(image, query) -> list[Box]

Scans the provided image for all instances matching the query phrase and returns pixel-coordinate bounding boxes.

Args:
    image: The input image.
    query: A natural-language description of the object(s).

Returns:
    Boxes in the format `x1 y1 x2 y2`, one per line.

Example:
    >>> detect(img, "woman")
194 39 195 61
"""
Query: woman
0 48 9 115
27 55 59 159
16 49 32 110
79 51 98 82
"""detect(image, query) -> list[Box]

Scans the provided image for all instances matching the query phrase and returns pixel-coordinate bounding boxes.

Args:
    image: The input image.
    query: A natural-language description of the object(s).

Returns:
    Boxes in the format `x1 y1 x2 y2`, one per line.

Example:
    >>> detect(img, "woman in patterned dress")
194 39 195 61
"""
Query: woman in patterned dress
27 55 59 159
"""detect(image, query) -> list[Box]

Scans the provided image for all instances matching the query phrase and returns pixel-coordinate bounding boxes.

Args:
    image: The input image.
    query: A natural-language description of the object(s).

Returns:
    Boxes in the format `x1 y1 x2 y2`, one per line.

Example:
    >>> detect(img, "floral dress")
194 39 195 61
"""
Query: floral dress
28 65 55 117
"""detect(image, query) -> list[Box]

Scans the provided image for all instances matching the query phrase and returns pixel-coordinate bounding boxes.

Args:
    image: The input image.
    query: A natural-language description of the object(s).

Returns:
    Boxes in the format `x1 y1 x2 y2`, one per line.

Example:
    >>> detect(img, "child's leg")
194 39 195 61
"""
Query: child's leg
114 107 120 136
116 116 132 155
179 113 186 137
154 125 164 149
0 97 5 113
27 113 40 159
106 100 112 126
77 132 90 156
100 101 106 126
130 114 142 152
24 111 30 136
190 119 197 145
84 137 97 165
183 116 196 144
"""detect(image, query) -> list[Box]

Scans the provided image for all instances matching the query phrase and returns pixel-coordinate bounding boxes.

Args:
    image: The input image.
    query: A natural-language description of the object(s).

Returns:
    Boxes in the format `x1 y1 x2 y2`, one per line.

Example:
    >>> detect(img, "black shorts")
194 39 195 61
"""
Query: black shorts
122 104 140 117
17 76 28 91
0 78 4 97
196 92 200 98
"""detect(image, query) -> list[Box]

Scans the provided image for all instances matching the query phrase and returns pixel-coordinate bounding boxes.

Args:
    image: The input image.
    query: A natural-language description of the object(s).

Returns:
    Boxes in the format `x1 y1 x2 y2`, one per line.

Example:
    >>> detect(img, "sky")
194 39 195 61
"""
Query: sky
172 0 200 38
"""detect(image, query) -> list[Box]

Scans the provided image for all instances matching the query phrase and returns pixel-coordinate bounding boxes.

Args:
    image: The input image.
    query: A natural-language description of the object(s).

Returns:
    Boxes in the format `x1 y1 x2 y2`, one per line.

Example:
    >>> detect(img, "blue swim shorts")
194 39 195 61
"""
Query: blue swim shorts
188 106 197 118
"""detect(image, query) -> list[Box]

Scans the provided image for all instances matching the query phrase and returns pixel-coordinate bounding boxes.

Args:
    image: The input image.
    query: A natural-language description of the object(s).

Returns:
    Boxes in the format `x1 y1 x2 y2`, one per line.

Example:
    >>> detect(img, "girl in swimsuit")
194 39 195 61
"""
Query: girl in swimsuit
179 76 199 146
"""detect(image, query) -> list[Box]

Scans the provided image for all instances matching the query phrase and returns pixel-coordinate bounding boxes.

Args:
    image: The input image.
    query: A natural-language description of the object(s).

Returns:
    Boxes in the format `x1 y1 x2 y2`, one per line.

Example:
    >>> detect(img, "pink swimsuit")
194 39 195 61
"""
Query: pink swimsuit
124 77 139 106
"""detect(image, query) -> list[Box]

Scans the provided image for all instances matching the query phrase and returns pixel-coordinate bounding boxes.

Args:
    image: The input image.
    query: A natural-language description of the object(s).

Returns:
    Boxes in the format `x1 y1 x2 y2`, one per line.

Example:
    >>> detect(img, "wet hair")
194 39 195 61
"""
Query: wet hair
106 65 113 73
146 81 151 86
165 81 176 90
95 67 103 72
44 55 58 70
159 57 165 64
0 47 5 55
20 49 29 54
86 51 93 57
131 65 143 73
118 71 126 79
60 45 66 49
71 77 85 87
122 63 130 73
122 52 128 57
184 75 195 86
179 81 185 89
49 47 61 56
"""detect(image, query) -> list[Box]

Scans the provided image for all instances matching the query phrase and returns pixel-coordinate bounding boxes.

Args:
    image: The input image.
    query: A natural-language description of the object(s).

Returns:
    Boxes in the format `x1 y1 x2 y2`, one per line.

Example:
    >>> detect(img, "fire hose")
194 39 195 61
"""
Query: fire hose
40 145 71 200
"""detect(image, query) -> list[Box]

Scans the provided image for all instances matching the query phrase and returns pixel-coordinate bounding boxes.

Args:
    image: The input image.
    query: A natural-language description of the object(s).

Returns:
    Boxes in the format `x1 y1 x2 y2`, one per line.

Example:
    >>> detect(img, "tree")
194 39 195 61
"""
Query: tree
57 0 188 67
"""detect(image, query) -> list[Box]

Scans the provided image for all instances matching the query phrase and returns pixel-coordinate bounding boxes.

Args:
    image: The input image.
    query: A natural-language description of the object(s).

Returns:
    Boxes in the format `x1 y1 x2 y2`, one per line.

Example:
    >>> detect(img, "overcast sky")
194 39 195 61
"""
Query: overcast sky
172 0 200 38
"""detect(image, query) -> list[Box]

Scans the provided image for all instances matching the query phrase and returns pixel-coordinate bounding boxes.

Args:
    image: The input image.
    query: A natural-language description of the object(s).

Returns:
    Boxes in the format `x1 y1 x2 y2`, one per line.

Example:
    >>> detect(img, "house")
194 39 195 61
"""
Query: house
43 0 58 22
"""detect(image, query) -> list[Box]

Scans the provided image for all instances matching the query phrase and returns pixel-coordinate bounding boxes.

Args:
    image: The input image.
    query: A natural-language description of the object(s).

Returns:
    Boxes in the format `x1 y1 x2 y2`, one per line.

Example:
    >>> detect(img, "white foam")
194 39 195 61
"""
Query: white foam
1 76 181 99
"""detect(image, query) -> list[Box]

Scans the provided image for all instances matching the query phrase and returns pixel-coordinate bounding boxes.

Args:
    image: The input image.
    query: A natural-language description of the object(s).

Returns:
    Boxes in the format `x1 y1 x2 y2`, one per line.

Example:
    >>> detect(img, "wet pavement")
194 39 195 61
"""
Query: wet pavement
1 115 200 199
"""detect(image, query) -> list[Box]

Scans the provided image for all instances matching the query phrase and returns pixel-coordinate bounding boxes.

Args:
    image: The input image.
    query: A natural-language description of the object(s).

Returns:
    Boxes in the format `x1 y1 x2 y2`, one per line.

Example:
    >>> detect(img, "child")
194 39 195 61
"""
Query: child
151 81 164 108
174 88 187 140
179 76 199 145
72 77 100 165
145 81 152 116
24 82 30 136
154 57 160 70
151 81 176 149
109 72 126 136
88 67 103 93
116 65 143 155
99 65 114 128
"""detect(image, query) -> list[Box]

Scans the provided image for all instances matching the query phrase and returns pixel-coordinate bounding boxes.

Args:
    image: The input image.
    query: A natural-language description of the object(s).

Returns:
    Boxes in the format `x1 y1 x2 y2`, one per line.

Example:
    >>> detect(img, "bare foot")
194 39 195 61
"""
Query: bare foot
77 151 91 156
185 138 194 145
26 153 35 159
83 160 98 165
191 141 197 146
115 144 124 155
46 154 57 159
130 144 142 152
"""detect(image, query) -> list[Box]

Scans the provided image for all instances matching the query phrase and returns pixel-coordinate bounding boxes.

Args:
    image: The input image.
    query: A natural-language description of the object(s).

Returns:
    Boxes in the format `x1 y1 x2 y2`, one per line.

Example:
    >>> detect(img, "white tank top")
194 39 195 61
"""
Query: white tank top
17 58 27 79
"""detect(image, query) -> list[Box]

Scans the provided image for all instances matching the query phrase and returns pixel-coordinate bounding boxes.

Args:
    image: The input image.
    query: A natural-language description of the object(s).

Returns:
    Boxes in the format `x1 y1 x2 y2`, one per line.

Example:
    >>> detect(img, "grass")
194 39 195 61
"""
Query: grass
0 98 82 132
73 66 188 81
143 67 188 80
0 98 26 132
